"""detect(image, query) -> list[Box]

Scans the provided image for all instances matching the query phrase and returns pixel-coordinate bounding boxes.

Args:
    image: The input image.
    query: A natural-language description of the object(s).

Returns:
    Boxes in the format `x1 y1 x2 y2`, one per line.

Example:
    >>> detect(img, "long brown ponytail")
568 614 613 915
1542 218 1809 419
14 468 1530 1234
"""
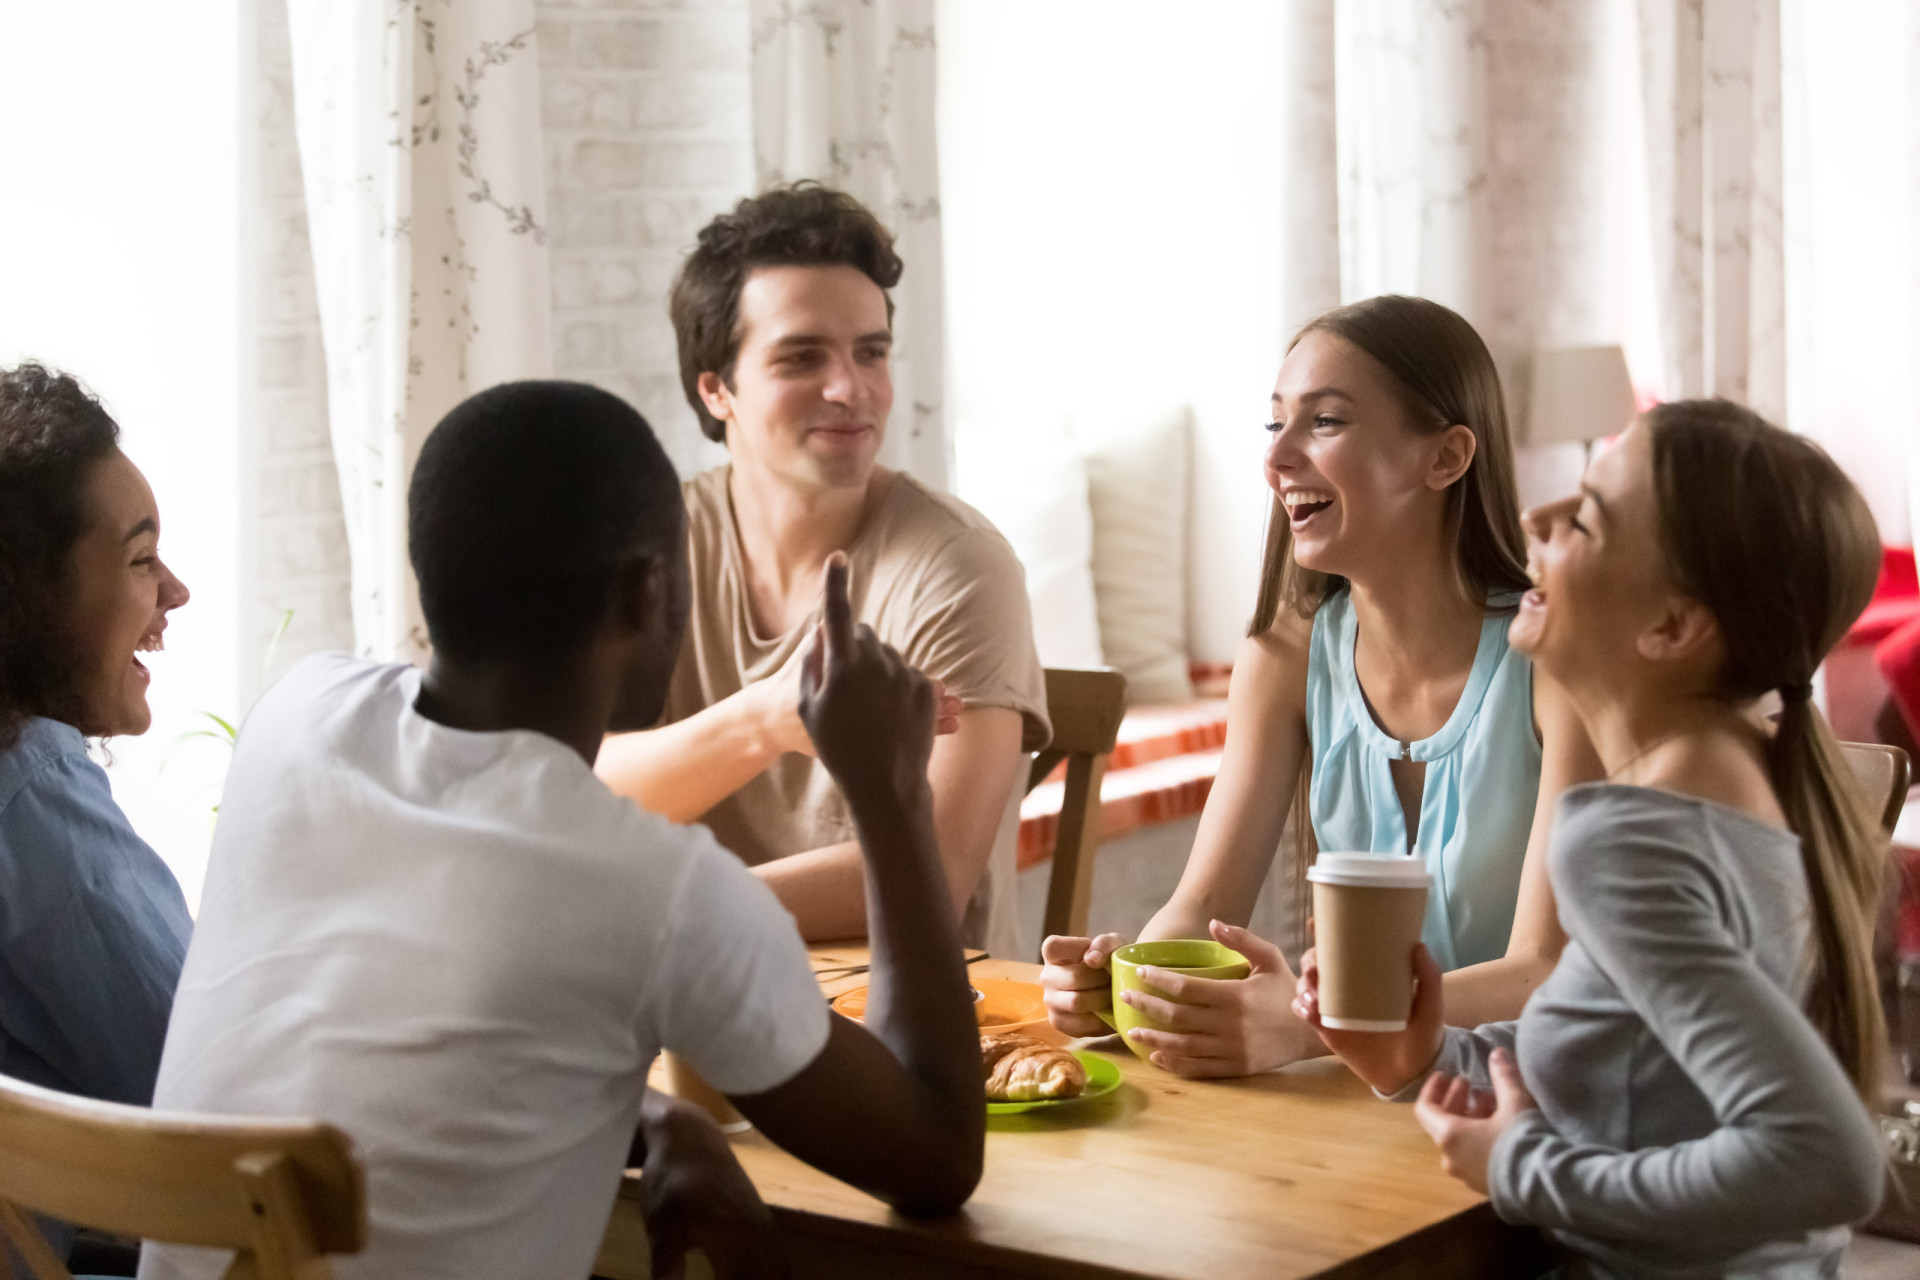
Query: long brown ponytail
1647 400 1886 1099
1247 295 1530 635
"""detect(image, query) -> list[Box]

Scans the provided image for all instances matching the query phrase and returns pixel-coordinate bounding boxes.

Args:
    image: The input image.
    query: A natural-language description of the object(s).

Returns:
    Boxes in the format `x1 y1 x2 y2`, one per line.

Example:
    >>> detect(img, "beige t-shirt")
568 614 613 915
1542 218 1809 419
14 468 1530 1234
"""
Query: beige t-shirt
667 465 1051 959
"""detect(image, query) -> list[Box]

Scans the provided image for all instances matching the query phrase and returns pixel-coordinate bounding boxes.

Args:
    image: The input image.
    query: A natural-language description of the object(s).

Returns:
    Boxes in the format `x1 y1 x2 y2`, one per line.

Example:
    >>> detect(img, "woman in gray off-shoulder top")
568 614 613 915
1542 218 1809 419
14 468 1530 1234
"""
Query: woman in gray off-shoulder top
1298 401 1891 1279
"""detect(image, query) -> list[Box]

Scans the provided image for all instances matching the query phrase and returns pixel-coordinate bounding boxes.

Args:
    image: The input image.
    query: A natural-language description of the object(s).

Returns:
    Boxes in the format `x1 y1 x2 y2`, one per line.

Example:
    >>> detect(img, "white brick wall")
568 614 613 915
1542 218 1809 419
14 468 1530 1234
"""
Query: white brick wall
244 0 753 685
537 0 750 480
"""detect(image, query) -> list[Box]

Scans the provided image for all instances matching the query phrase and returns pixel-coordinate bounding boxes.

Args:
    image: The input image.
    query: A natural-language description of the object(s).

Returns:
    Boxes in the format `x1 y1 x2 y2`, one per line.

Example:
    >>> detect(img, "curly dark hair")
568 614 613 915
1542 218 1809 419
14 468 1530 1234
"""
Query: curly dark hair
670 181 903 443
0 364 122 751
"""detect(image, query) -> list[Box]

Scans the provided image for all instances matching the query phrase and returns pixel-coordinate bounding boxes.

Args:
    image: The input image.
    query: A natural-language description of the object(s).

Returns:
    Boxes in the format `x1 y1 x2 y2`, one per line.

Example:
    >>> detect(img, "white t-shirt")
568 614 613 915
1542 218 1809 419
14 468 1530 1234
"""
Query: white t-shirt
140 655 829 1280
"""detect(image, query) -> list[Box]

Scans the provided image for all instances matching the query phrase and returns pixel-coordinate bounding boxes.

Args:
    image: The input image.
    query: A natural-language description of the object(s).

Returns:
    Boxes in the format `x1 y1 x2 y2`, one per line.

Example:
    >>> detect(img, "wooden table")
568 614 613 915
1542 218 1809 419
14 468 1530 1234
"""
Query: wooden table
598 947 1549 1280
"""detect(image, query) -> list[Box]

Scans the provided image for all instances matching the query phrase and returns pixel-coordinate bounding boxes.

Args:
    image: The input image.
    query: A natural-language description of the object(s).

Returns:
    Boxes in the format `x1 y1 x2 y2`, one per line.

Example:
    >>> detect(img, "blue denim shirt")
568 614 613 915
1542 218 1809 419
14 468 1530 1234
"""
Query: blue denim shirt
0 717 191 1106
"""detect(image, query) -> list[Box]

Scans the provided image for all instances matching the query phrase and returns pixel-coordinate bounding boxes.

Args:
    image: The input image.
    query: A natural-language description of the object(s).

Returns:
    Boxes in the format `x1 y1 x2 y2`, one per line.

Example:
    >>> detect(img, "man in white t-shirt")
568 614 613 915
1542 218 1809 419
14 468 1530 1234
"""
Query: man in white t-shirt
142 381 983 1280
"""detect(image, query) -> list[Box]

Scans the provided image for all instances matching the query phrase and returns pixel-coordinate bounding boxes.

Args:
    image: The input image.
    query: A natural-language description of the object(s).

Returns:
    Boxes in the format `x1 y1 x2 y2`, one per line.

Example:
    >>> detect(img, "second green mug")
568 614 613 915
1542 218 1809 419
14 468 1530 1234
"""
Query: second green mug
1095 939 1251 1060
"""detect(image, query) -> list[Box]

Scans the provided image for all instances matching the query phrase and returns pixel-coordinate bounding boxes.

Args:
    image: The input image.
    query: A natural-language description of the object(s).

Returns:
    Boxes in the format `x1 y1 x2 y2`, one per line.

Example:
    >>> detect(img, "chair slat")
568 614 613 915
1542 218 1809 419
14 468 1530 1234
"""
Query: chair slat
1839 741 1911 834
0 1074 363 1263
1027 668 1128 942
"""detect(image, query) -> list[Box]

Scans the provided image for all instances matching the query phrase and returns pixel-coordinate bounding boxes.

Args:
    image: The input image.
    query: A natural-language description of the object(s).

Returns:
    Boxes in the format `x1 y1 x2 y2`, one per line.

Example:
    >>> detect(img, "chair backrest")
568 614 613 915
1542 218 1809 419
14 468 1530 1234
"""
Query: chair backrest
1026 668 1128 941
1838 741 1911 835
0 1073 364 1280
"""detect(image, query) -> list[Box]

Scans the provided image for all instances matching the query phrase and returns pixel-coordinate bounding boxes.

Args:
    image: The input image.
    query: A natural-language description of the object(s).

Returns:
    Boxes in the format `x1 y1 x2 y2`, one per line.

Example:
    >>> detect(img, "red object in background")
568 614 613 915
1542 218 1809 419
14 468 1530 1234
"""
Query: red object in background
1902 846 1920 960
1853 546 1920 741
1852 548 1920 961
1857 546 1918 647
1885 616 1920 745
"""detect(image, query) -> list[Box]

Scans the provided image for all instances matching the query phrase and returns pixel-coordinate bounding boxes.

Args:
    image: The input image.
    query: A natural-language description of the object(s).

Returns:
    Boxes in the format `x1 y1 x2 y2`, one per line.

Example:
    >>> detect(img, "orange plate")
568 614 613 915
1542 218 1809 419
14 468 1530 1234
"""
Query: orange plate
831 977 1049 1033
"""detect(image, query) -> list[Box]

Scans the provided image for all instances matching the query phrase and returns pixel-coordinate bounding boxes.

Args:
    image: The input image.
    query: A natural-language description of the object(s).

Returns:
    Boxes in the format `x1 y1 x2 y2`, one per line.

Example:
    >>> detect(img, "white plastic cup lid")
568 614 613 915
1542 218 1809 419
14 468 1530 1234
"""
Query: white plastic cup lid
1306 852 1433 889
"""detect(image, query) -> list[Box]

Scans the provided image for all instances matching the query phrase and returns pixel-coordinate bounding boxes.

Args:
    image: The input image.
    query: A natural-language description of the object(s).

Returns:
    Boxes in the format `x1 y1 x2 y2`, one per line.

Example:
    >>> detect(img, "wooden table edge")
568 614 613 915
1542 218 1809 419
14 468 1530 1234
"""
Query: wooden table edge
597 945 1552 1280
598 1177 1554 1280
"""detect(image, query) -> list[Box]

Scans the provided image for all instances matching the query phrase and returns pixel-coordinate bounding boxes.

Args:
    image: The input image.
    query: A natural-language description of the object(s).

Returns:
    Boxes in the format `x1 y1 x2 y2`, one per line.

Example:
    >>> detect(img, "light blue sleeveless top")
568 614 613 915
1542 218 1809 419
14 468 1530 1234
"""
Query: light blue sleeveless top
1304 588 1540 971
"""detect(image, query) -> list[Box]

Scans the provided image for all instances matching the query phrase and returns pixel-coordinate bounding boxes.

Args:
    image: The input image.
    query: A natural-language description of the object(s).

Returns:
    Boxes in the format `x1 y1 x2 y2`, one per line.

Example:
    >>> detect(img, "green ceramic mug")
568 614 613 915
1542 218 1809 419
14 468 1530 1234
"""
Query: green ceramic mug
1095 939 1251 1060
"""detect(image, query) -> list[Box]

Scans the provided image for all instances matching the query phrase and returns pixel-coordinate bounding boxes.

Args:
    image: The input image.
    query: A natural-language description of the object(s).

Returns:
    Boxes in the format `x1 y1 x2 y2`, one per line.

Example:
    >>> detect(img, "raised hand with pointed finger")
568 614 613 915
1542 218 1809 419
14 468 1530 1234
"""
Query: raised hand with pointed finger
797 552 936 809
748 634 963 762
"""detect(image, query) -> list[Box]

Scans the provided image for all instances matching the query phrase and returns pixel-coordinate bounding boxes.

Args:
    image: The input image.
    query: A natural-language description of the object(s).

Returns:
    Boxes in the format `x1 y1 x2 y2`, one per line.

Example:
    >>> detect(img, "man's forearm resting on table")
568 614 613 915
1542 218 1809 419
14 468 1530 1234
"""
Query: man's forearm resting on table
755 842 869 941
731 789 983 1214
851 786 984 1204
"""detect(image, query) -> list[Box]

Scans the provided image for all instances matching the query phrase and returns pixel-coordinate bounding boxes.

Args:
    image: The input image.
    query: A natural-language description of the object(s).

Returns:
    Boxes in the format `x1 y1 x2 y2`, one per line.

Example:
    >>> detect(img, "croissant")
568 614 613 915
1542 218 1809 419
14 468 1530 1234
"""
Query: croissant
981 1033 1087 1101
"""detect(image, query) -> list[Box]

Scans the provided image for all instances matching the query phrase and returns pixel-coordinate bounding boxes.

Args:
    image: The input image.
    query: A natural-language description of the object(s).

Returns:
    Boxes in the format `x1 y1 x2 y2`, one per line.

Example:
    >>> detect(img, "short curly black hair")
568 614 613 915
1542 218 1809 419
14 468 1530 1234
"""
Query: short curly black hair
0 364 122 751
670 182 903 443
408 380 683 663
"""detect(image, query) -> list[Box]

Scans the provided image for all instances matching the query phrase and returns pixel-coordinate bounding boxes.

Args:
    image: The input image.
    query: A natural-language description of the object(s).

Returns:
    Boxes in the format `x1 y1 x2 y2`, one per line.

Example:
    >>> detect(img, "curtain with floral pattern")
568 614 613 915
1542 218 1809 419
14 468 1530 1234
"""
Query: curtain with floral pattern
1636 0 1786 422
748 0 948 490
286 0 552 662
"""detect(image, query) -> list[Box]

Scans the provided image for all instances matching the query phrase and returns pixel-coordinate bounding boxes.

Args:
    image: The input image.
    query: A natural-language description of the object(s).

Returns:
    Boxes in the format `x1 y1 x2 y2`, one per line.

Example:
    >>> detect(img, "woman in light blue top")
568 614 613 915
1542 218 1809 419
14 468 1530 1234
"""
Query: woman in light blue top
1041 296 1601 1077
1306 584 1539 972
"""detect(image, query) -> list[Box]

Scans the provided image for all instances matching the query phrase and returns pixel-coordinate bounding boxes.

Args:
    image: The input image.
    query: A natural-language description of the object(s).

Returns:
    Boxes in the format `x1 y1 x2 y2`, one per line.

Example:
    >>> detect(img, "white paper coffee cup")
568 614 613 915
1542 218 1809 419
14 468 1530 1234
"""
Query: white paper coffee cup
1308 853 1432 1032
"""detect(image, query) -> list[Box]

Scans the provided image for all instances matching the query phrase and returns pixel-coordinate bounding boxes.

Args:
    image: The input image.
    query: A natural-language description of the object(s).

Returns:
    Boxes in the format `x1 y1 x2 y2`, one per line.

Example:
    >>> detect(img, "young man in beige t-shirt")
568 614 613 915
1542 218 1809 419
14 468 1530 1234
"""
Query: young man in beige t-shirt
595 184 1049 957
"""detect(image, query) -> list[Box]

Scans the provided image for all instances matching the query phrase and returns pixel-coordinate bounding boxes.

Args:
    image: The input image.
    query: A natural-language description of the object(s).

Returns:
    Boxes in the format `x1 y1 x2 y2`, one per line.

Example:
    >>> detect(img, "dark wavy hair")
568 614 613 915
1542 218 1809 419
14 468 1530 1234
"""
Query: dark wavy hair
670 181 903 443
0 364 122 751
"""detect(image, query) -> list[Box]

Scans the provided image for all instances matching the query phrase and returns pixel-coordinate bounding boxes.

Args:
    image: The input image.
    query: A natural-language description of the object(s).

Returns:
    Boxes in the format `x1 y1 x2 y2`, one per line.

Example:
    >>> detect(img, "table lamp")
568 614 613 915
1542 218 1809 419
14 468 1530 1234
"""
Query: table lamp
1525 344 1639 451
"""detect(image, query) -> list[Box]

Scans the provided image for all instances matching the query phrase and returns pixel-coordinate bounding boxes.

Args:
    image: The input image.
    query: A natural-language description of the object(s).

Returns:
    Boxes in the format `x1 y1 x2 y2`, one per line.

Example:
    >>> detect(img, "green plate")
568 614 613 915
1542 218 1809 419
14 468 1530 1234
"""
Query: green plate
986 1050 1122 1114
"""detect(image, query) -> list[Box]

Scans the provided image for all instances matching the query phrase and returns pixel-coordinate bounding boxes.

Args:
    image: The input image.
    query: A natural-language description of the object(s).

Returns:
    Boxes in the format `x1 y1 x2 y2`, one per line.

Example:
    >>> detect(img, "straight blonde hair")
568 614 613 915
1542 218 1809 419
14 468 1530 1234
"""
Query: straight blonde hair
1647 400 1886 1099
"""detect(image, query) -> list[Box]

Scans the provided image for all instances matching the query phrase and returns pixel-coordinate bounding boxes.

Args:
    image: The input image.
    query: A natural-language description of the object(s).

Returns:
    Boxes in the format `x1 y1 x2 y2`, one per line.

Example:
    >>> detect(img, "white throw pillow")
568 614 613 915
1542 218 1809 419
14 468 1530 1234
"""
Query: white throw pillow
1079 404 1194 704
952 412 1106 671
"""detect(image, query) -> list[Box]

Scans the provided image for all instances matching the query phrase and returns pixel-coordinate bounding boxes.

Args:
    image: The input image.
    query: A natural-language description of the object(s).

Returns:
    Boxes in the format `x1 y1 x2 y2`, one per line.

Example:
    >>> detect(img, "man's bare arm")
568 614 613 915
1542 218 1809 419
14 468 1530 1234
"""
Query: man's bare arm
595 688 796 824
596 655 962 826
754 706 1025 941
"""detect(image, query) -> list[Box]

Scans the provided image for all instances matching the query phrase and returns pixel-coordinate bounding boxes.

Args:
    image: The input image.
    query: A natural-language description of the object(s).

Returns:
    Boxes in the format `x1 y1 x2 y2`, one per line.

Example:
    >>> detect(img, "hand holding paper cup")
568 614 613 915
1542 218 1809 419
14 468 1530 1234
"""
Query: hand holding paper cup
1306 853 1432 1032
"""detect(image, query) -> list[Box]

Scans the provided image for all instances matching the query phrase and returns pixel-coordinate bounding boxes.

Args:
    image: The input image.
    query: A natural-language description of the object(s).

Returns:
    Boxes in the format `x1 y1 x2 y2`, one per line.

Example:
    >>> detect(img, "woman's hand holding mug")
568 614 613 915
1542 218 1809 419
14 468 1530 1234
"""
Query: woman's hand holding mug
1116 922 1322 1078
1039 932 1129 1037
1042 923 1320 1077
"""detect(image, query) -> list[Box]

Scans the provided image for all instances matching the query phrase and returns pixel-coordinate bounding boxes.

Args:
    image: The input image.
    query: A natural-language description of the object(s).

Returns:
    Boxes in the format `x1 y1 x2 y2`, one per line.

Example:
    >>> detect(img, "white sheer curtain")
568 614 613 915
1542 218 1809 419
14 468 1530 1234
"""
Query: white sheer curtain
1636 0 1786 420
1280 0 1340 337
1780 0 1920 547
749 0 949 489
1335 0 1629 420
286 0 553 662
1320 0 1913 543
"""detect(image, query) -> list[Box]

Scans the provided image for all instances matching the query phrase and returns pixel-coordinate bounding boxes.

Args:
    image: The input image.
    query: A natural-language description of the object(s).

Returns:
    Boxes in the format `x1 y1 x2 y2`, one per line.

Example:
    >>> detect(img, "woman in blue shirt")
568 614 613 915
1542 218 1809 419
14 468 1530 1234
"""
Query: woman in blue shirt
1041 296 1602 1075
0 363 193 1108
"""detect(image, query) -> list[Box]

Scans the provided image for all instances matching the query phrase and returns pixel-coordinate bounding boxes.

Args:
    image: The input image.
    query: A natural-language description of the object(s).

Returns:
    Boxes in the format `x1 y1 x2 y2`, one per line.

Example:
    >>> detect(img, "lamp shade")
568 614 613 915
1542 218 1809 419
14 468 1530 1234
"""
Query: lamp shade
1525 345 1638 447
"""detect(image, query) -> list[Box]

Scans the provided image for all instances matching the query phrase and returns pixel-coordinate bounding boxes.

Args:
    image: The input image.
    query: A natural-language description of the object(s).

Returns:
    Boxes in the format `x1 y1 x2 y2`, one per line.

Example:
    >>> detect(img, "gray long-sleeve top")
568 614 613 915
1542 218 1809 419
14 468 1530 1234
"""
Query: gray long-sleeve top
1417 784 1885 1279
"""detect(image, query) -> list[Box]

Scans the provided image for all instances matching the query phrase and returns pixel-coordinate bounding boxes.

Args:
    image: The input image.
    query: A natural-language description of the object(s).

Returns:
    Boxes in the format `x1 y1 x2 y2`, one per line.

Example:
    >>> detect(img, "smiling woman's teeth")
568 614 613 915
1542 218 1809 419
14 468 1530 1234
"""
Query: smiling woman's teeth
1286 490 1335 520
135 634 164 653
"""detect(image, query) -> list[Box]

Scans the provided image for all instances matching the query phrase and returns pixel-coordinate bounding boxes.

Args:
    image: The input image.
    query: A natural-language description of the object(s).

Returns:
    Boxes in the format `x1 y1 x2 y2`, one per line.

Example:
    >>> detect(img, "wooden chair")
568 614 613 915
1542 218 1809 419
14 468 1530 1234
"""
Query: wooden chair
1840 741 1912 834
1025 667 1128 941
0 1073 364 1280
